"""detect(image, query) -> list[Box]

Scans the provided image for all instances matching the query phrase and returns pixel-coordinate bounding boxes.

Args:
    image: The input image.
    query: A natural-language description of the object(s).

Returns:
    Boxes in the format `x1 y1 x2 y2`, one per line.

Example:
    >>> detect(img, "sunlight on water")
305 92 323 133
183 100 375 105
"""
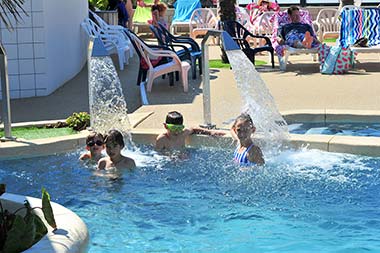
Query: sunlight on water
225 50 289 148
88 57 132 143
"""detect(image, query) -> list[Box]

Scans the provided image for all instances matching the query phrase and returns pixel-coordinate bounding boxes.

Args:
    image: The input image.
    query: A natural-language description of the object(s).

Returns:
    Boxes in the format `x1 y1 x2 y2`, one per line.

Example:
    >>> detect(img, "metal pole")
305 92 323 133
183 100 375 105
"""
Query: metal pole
0 43 12 139
87 36 95 128
200 30 223 129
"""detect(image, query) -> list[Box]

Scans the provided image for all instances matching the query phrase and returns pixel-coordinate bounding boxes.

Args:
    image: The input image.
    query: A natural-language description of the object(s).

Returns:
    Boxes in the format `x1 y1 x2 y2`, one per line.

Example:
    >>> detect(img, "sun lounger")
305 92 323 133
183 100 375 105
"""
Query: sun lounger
270 9 319 71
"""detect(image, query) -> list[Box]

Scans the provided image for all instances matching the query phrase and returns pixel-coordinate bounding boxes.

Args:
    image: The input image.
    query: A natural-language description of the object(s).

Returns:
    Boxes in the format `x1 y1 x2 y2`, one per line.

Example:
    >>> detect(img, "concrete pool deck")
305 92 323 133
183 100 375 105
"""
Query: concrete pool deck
1 44 380 158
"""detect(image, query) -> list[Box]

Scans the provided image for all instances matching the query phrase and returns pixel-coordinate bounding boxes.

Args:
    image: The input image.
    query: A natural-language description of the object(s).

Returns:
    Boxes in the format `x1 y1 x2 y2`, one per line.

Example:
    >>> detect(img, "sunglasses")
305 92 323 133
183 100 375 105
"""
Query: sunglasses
87 140 104 147
166 123 185 132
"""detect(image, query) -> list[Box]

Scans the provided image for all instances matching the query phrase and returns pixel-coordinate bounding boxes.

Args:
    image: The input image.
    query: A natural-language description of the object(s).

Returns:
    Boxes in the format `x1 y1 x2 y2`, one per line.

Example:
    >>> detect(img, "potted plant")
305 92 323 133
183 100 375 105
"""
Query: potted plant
0 184 57 253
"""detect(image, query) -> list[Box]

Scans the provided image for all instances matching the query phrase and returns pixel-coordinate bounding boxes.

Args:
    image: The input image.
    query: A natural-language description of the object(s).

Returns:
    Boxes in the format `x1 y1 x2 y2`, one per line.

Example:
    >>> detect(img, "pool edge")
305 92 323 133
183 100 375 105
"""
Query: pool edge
1 110 380 159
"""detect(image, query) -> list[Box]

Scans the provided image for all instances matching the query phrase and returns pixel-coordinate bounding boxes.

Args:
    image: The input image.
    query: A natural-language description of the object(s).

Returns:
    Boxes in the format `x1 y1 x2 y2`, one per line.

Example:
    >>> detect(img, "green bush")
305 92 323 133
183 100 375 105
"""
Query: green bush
66 112 90 131
89 0 109 10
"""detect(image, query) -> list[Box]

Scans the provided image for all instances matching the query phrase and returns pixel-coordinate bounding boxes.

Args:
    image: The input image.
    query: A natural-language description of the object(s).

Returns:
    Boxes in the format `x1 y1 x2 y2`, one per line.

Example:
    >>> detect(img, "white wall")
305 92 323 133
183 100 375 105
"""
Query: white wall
0 0 88 99
44 0 88 95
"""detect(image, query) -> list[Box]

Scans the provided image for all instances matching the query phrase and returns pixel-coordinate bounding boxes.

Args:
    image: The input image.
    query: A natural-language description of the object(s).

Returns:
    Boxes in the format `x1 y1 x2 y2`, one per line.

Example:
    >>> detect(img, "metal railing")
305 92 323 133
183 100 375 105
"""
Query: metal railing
200 30 239 129
0 43 13 140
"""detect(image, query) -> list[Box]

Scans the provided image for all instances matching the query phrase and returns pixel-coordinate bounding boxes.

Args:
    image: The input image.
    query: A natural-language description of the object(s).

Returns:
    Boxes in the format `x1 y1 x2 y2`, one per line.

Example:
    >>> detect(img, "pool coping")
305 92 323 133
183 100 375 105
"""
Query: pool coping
0 110 380 159
0 193 89 253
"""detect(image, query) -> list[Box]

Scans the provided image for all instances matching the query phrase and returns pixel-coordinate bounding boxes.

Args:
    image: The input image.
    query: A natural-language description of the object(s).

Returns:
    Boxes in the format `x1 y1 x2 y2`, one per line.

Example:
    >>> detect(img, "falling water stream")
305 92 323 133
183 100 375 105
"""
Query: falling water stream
88 56 133 146
226 50 289 150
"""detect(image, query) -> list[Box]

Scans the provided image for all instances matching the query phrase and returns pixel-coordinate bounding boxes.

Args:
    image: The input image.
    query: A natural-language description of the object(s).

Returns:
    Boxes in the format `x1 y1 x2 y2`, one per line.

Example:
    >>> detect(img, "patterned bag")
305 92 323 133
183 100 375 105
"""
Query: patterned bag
318 44 354 74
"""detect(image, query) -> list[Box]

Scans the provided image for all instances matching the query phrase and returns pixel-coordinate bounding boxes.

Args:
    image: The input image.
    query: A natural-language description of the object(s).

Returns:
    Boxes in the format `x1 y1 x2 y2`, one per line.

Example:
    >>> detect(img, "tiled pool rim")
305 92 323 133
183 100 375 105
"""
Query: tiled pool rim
1 110 380 159
0 193 89 253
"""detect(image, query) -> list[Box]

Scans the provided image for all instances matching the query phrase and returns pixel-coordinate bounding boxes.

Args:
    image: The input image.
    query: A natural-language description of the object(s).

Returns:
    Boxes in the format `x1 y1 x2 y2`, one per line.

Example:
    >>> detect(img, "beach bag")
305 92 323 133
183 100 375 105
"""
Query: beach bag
319 45 353 74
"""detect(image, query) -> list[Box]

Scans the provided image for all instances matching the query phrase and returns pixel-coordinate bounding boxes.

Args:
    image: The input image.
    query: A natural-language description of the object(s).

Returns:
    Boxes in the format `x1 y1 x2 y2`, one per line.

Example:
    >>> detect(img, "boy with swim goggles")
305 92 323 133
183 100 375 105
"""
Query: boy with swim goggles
155 111 225 151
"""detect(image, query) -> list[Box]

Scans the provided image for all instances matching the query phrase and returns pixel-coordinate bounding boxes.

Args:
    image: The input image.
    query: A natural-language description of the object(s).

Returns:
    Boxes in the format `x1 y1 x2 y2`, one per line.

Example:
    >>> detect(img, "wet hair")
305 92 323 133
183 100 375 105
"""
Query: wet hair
165 111 183 125
157 3 167 13
233 113 254 127
287 5 299 15
86 132 104 145
104 129 125 148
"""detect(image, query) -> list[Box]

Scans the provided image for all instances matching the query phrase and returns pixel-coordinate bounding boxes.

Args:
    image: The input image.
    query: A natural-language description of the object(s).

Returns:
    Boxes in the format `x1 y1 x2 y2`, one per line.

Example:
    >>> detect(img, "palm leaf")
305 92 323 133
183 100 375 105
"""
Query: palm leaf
0 0 28 31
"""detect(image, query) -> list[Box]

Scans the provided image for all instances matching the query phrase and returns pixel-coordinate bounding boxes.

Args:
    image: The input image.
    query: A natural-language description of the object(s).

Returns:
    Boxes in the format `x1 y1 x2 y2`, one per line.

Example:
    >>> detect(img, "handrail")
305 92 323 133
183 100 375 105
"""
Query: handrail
200 29 239 129
0 42 13 140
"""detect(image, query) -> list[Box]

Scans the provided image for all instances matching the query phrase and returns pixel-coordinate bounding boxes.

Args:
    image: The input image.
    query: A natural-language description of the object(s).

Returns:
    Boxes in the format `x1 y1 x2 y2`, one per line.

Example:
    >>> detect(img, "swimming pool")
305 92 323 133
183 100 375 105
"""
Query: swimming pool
289 122 380 137
1 147 379 252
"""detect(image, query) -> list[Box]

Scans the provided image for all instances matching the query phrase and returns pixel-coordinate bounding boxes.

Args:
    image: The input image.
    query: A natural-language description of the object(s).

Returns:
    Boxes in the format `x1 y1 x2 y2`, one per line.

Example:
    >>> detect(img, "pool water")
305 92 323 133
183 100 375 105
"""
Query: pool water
1 147 380 253
288 122 380 137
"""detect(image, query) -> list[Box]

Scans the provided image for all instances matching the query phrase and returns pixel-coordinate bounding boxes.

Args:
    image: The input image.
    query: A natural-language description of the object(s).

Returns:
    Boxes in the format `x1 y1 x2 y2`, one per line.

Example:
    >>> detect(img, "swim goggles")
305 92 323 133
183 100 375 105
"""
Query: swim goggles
166 123 185 132
87 140 104 147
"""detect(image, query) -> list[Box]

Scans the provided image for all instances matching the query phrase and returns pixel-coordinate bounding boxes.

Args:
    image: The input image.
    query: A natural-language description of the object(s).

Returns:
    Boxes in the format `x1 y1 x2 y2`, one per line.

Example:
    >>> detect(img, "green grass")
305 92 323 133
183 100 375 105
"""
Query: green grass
0 126 77 140
323 38 337 43
209 59 267 68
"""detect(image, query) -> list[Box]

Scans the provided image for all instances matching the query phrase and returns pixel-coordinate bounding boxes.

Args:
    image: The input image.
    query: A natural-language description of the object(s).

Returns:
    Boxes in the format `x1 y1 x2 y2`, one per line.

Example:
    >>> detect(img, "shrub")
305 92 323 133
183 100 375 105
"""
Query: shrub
66 112 90 131
89 0 109 10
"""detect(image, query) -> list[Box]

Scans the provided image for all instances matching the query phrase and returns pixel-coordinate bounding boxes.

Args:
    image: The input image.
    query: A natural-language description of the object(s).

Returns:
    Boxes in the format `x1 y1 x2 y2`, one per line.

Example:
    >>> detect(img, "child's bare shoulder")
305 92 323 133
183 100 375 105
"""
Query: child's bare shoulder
122 157 136 169
97 156 111 170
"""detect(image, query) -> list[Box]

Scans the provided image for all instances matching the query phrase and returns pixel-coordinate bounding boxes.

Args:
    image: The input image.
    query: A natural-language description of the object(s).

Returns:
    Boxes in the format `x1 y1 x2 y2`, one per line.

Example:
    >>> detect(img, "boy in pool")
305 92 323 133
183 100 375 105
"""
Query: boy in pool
79 132 105 162
155 111 226 151
231 113 265 165
97 129 136 170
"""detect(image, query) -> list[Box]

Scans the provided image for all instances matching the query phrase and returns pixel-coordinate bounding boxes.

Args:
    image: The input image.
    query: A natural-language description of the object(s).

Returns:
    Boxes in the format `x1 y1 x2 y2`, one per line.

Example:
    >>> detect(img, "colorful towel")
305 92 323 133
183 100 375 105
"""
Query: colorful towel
172 0 201 22
340 8 380 48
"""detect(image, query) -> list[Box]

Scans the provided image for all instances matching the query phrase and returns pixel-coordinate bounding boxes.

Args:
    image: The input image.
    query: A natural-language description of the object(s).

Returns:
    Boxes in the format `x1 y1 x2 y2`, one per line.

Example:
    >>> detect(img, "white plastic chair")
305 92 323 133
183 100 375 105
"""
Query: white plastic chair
170 0 202 34
314 8 340 42
236 6 255 34
81 18 131 70
252 11 275 37
89 10 134 58
189 8 218 40
128 32 191 92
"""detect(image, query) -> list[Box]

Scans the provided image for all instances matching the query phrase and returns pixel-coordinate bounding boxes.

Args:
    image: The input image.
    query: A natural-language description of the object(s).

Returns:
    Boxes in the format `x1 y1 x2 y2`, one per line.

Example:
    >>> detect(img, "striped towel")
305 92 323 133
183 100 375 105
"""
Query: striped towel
340 8 380 48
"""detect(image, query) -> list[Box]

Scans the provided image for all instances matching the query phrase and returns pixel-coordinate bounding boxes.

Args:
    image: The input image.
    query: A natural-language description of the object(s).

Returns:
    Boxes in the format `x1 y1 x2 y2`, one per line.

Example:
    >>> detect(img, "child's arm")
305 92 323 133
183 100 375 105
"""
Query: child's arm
189 127 226 136
155 134 167 151
247 146 265 165
79 152 91 160
230 126 239 141
97 158 107 170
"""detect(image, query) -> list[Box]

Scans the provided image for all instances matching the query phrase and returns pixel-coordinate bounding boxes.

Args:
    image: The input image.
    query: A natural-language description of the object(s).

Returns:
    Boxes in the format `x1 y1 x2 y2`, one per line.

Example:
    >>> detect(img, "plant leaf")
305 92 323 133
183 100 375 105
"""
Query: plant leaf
33 214 48 243
2 214 35 253
41 188 57 229
0 184 5 196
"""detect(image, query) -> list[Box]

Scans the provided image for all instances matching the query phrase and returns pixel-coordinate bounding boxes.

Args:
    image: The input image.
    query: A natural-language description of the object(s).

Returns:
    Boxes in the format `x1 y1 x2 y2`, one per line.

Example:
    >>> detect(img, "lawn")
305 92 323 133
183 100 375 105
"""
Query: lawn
0 127 77 140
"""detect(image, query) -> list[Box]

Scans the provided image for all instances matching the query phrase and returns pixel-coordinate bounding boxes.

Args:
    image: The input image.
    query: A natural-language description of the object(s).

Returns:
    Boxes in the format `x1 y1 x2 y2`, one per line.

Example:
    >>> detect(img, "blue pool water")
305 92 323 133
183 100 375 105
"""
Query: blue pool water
289 122 380 137
1 147 380 253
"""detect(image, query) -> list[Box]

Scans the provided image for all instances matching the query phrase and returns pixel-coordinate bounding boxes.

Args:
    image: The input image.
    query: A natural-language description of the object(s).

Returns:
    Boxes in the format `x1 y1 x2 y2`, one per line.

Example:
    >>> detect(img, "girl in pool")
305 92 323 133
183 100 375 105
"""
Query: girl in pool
231 113 265 165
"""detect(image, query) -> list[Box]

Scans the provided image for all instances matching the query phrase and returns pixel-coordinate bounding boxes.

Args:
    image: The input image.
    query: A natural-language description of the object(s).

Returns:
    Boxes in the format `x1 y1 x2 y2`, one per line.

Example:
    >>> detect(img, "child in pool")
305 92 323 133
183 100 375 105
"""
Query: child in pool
97 129 136 170
155 111 226 151
79 132 105 162
231 113 265 165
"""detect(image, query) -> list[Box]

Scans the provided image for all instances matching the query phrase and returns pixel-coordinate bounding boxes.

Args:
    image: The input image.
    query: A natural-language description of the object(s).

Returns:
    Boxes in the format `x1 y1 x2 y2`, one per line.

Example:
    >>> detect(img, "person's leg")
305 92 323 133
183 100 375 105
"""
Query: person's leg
302 31 313 49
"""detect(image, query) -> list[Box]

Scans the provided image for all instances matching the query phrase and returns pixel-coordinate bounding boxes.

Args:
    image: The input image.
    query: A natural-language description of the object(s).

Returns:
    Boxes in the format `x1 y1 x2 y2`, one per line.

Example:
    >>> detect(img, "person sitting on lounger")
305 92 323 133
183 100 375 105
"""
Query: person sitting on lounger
277 6 319 49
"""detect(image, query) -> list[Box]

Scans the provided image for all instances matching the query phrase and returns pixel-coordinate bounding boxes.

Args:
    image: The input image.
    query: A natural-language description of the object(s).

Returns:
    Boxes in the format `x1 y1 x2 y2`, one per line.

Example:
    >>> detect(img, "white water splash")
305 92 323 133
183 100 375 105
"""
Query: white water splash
226 50 289 147
88 57 133 145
